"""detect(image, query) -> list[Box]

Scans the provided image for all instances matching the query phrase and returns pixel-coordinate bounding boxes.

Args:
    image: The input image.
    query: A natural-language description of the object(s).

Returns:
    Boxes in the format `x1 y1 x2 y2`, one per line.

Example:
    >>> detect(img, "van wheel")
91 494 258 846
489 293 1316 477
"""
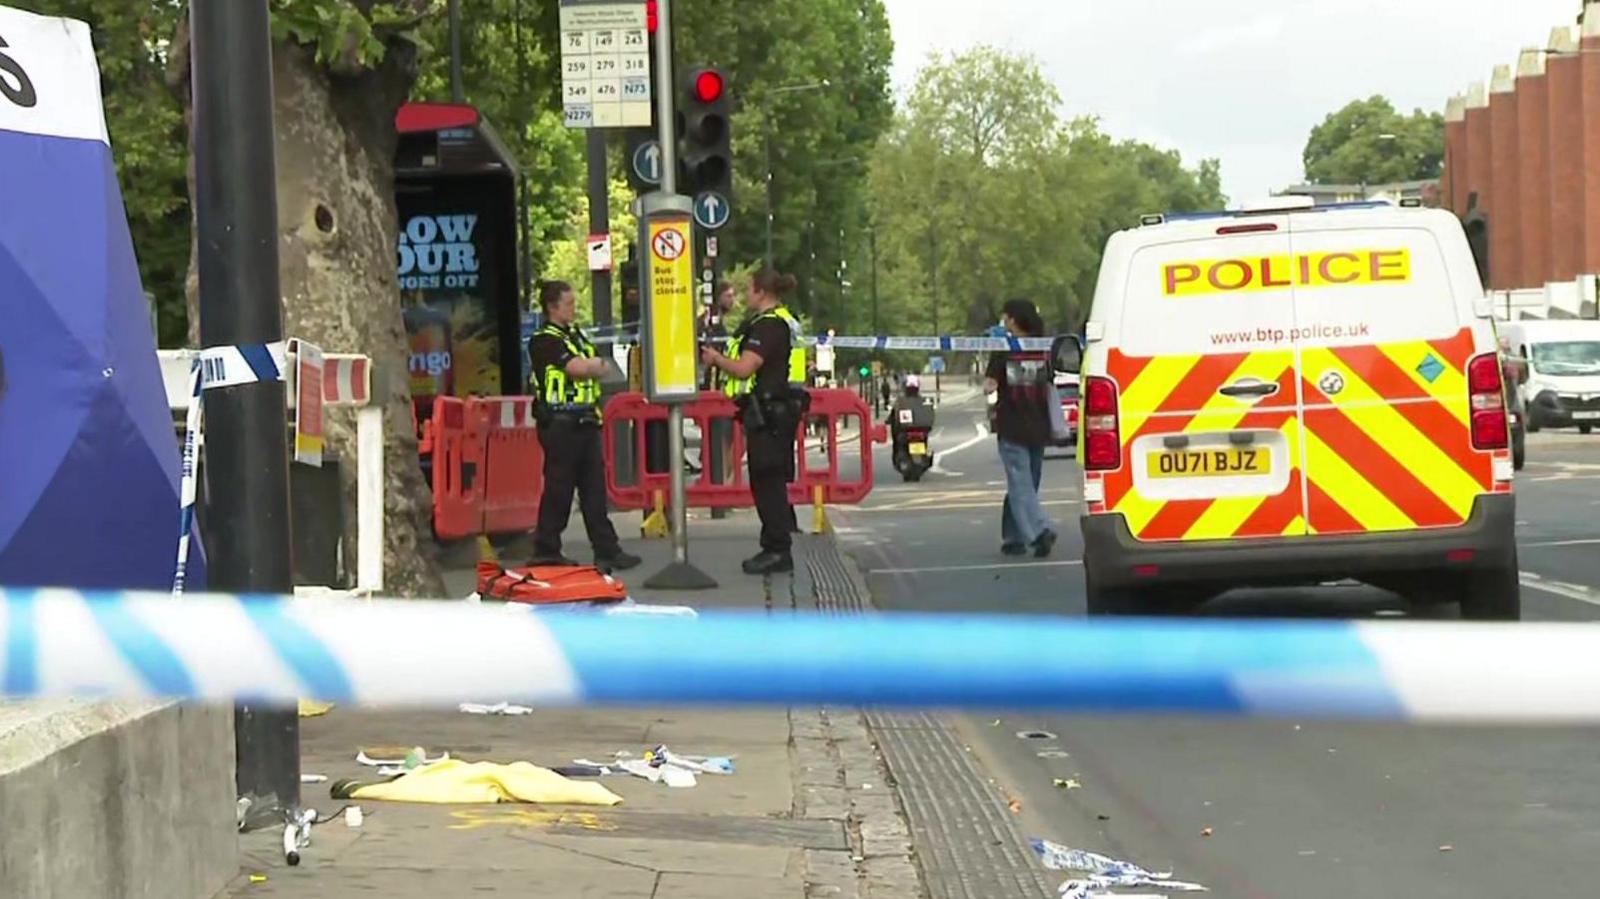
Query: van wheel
1581 424 1593 435
1459 559 1521 621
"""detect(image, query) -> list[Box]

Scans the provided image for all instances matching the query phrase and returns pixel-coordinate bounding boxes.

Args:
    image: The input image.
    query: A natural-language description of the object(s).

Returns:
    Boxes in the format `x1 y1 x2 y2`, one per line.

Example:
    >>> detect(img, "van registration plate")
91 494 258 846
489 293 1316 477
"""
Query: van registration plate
1147 448 1270 479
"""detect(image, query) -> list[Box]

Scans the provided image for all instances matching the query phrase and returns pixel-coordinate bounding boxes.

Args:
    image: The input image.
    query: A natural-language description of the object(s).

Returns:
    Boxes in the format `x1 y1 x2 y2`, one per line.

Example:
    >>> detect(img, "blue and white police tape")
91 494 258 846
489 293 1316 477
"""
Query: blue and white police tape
2 588 1598 722
576 325 1055 353
173 342 287 597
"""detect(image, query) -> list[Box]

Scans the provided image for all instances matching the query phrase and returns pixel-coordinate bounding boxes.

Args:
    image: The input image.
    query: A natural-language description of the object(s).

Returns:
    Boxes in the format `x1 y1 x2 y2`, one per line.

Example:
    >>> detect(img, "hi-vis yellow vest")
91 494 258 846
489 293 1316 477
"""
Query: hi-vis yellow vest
724 306 807 397
535 323 602 411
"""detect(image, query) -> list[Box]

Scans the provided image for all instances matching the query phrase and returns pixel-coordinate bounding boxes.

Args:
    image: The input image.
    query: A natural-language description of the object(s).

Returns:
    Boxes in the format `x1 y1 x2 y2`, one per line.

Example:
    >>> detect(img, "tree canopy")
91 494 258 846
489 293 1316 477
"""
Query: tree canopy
1302 95 1443 186
864 46 1226 339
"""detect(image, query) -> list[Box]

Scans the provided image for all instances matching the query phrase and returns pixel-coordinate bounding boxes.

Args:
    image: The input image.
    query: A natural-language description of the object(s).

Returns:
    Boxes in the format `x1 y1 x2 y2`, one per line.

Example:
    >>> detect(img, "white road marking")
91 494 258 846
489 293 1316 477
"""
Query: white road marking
870 560 1083 575
1521 538 1600 549
1520 574 1600 607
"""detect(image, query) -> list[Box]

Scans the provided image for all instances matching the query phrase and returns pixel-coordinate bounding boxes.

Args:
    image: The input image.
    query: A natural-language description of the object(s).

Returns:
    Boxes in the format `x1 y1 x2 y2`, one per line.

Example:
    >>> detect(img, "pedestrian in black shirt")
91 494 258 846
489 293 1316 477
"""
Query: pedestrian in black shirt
528 280 640 571
700 268 807 574
987 299 1056 557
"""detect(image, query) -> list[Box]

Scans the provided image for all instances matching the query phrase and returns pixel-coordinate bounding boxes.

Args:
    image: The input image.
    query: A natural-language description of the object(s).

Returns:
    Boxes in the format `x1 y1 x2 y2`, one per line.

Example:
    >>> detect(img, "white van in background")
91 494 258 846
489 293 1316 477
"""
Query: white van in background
1500 320 1600 434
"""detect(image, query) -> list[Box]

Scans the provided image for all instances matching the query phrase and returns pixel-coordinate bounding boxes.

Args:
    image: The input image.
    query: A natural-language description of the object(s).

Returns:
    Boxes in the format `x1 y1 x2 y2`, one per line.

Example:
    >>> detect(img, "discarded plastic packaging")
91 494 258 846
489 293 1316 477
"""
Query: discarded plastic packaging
1030 838 1208 897
459 701 535 716
617 757 695 787
357 748 449 768
651 745 734 775
301 774 329 784
344 806 364 828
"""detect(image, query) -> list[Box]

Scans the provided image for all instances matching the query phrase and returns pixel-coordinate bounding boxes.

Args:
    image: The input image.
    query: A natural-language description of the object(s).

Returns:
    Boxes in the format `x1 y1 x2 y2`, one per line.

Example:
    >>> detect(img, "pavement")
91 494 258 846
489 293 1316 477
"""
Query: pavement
838 390 1600 899
215 517 922 899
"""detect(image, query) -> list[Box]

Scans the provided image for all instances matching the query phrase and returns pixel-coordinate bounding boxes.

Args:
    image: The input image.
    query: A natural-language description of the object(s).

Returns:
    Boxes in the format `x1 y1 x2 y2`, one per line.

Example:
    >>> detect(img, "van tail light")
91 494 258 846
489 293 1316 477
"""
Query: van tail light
1466 353 1508 450
1083 376 1122 471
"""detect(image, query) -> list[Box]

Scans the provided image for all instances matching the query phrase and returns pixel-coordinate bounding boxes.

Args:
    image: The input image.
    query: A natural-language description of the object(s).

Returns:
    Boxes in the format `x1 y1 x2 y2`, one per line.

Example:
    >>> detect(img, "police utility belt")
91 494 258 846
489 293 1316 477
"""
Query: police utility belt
737 387 810 434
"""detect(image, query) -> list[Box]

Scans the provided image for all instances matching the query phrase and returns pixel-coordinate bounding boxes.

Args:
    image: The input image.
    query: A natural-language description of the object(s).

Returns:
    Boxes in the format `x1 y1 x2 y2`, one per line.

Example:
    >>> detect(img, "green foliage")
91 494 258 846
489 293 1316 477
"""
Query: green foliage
1303 95 1443 186
867 47 1225 338
16 0 892 340
268 0 436 73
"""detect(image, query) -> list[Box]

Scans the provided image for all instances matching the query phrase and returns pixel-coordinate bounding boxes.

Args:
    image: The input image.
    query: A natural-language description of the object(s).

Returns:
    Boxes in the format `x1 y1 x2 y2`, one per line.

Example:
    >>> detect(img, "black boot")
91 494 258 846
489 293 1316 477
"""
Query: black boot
595 550 642 572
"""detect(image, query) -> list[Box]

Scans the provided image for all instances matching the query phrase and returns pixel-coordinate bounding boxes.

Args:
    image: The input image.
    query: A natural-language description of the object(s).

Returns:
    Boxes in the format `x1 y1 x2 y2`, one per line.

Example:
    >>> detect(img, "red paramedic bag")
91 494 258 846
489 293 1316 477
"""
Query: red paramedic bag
475 561 629 605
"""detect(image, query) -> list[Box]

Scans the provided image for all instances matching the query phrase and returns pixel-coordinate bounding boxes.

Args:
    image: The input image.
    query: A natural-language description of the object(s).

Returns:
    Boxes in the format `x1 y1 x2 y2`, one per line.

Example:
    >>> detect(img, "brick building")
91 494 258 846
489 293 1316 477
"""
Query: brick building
1442 3 1600 296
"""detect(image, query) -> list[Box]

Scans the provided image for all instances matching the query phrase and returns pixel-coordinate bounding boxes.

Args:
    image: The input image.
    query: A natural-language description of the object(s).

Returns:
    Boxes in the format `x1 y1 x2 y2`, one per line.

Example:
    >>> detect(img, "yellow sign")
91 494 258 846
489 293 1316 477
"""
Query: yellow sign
644 212 697 399
1162 249 1410 297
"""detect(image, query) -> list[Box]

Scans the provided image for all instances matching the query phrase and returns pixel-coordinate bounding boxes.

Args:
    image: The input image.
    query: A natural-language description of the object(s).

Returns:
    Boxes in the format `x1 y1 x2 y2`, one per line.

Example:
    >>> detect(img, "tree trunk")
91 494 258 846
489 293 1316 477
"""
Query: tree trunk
171 24 445 597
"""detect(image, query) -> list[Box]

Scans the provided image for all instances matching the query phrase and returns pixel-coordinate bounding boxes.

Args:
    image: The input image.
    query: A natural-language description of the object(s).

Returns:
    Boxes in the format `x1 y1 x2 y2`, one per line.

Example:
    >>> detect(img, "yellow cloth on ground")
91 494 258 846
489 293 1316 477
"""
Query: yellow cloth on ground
348 759 623 806
298 699 334 718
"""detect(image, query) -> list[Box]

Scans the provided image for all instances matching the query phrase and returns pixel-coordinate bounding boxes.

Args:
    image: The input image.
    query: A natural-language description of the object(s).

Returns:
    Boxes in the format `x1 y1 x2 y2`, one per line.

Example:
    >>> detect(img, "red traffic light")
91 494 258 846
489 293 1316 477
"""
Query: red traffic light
694 70 725 104
646 0 657 33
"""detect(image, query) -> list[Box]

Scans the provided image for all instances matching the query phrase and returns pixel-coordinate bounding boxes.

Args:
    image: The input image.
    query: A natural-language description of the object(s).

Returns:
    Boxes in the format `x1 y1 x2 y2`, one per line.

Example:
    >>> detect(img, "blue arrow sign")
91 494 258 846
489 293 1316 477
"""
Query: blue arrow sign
694 192 731 230
631 140 662 185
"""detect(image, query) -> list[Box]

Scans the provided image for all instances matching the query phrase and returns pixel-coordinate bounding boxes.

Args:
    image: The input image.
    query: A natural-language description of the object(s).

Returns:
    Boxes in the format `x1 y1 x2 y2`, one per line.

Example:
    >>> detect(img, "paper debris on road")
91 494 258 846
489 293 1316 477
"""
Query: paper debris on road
1031 838 1208 897
300 773 328 784
459 701 534 716
1054 777 1082 790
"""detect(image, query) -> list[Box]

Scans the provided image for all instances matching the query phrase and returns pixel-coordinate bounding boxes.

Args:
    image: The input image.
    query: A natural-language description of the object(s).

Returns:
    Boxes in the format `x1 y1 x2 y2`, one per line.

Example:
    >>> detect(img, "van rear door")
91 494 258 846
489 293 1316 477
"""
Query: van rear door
1101 220 1306 542
1288 219 1493 535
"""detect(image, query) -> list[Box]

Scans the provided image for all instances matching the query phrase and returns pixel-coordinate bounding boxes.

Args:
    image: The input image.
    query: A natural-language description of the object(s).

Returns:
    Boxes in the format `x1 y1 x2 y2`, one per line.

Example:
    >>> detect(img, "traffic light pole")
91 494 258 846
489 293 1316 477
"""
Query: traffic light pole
189 0 299 812
587 130 613 328
642 0 715 591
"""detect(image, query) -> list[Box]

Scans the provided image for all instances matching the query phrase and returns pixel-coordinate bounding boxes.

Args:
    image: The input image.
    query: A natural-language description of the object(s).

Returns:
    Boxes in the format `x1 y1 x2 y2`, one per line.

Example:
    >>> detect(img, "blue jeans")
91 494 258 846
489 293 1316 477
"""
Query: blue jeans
998 438 1051 546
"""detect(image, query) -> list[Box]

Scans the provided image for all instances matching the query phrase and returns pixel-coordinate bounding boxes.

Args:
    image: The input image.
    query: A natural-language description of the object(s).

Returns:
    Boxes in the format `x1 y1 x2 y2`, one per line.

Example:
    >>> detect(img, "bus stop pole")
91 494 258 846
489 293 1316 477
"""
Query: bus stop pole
189 0 299 809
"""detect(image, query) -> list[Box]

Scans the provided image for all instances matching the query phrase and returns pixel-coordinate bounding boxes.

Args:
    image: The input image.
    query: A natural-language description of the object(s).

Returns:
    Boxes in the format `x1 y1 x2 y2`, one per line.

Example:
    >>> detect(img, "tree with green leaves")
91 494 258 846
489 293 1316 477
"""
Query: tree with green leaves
867 47 1225 345
1303 95 1443 185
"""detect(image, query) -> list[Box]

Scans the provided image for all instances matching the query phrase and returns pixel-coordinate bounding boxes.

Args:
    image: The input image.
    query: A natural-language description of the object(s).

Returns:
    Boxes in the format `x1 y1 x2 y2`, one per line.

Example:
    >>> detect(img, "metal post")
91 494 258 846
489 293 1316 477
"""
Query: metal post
764 116 774 265
588 130 613 327
189 0 298 810
448 0 464 102
642 0 714 590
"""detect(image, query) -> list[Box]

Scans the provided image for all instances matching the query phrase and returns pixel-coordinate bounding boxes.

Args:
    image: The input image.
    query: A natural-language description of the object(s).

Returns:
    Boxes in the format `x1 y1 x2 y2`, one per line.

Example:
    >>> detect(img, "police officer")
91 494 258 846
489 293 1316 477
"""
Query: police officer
528 281 640 571
700 268 807 575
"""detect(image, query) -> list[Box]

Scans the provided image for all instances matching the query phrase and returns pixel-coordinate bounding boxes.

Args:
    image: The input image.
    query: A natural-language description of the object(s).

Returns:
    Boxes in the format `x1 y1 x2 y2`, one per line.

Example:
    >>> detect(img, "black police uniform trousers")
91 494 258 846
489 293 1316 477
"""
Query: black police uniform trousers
745 403 799 555
533 415 622 559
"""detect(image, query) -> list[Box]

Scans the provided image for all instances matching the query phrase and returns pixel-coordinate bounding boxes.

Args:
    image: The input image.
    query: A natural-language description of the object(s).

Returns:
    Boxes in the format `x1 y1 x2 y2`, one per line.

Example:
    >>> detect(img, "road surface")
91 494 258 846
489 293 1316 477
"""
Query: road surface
839 390 1600 899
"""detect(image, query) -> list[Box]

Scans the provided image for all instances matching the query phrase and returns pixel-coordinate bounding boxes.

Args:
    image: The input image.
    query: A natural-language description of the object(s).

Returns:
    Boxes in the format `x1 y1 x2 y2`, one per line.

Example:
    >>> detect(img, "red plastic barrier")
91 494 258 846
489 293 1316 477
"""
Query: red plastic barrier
430 396 487 540
602 389 887 511
480 397 543 534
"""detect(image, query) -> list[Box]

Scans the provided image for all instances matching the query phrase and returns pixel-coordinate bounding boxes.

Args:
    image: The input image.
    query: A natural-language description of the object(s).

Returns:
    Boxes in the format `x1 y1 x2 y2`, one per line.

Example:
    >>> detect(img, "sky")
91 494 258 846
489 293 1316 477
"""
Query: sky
879 0 1587 203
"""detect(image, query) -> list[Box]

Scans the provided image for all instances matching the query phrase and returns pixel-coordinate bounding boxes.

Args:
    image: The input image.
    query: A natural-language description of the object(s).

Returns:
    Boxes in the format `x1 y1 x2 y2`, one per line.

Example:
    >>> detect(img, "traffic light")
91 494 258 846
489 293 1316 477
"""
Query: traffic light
858 364 870 378
679 66 732 198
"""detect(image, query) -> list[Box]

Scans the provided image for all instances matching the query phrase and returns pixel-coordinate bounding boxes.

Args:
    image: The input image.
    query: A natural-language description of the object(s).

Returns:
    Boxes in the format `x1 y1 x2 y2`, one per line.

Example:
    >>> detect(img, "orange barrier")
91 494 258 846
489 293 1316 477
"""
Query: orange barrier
429 396 486 540
602 389 887 512
480 398 543 534
427 396 544 541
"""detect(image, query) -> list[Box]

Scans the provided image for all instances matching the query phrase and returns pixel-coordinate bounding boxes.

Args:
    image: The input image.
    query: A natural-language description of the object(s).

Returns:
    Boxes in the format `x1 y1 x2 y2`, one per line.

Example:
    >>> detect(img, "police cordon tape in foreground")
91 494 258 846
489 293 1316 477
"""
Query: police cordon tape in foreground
7 587 1600 723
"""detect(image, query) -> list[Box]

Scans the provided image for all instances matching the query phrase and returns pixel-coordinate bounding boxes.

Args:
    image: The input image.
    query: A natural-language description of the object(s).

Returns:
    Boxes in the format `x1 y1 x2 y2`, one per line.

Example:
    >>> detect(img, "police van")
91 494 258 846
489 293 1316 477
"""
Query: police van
1054 197 1519 619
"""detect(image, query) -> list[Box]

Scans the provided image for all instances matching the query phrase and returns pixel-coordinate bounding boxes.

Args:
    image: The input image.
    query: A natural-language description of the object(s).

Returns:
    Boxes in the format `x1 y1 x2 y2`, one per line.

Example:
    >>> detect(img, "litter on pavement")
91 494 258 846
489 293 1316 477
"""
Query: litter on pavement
576 745 736 789
459 701 535 715
1031 838 1209 897
333 759 623 806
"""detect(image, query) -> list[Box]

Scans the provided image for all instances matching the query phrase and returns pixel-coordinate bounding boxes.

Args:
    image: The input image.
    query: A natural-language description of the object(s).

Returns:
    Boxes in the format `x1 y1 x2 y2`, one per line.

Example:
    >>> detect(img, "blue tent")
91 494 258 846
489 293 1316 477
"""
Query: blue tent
0 7 202 590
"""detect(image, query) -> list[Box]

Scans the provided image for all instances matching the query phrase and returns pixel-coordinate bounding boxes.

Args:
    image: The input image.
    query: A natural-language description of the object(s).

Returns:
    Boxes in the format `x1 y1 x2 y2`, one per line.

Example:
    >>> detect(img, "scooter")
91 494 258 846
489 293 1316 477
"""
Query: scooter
891 422 933 482
890 398 935 482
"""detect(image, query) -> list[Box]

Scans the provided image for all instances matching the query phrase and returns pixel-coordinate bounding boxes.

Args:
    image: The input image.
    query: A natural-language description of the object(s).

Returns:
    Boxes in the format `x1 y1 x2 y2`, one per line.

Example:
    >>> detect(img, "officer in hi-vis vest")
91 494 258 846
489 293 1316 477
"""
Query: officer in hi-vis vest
700 268 810 575
528 281 640 571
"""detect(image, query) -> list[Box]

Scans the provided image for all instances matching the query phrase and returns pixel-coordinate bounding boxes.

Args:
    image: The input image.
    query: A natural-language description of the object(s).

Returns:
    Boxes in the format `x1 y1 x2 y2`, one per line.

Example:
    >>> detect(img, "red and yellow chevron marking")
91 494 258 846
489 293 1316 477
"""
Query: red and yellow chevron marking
1092 328 1496 543
1102 348 1301 541
1300 329 1492 535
